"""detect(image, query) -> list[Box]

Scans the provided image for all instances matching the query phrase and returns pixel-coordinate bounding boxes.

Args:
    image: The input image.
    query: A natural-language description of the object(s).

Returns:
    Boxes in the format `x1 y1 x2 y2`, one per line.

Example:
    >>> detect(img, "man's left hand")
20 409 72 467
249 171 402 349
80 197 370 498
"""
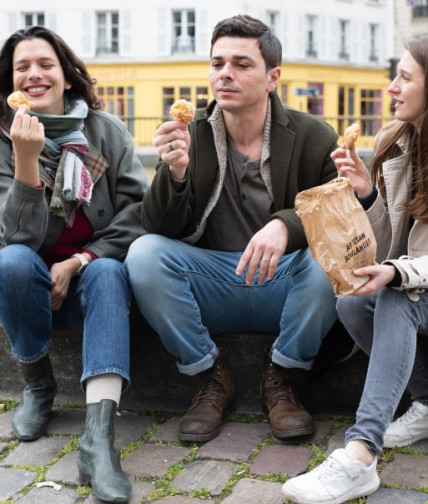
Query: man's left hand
236 219 289 285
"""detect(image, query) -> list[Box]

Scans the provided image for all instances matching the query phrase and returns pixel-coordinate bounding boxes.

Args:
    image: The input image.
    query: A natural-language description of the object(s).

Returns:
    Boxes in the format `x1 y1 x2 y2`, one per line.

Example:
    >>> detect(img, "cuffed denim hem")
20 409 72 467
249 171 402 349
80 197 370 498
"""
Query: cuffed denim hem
177 345 219 376
80 368 131 393
13 344 50 364
344 434 381 458
271 348 313 371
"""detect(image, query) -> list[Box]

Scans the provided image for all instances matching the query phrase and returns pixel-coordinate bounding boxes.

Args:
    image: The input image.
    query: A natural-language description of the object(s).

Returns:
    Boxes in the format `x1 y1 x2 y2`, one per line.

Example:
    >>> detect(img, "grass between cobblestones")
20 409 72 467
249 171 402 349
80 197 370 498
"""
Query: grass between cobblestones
1 403 428 503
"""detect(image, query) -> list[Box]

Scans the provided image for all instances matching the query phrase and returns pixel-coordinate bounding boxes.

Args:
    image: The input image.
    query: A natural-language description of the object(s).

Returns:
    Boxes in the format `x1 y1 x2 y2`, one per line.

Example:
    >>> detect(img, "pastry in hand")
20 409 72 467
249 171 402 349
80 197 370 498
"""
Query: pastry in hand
343 123 360 149
7 91 33 110
170 99 196 124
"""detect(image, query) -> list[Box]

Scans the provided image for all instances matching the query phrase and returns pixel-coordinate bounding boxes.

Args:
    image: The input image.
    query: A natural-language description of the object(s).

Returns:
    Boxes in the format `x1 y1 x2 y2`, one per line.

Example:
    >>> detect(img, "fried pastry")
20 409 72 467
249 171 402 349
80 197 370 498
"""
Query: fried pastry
343 123 360 149
7 91 33 110
170 99 196 124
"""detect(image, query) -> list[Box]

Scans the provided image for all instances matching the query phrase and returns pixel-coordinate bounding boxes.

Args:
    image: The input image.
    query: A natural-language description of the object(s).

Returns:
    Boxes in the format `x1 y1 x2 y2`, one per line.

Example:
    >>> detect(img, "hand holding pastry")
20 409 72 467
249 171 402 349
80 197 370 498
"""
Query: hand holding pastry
9 104 44 187
154 120 191 181
331 145 373 199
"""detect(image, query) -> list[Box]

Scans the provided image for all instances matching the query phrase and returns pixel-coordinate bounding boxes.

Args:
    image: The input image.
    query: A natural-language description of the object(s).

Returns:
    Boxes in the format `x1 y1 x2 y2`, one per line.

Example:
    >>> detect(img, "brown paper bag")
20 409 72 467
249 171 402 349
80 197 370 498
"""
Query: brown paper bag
295 177 377 297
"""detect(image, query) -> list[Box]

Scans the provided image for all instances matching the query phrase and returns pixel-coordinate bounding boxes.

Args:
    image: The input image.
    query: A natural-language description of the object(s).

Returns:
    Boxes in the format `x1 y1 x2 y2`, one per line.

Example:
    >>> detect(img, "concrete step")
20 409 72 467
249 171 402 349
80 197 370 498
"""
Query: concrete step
0 315 409 415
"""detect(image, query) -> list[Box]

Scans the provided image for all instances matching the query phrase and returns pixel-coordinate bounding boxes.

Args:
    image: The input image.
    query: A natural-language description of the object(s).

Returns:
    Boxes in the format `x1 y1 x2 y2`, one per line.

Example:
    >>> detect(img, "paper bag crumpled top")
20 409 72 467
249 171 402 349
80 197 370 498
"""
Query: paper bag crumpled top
295 177 377 297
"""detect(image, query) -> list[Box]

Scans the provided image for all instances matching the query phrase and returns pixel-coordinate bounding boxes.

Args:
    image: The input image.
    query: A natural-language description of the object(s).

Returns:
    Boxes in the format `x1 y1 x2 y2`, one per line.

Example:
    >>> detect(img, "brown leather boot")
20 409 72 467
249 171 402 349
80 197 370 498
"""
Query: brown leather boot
178 348 235 442
261 361 314 439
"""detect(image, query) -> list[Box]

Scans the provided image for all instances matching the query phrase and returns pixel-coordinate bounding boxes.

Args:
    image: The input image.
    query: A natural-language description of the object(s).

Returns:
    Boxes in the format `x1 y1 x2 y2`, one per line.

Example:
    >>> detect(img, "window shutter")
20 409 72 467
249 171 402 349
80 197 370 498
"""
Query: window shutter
81 11 95 59
349 19 356 62
280 13 288 60
156 9 171 56
363 22 370 65
120 10 134 57
328 17 337 61
195 9 209 56
8 13 18 35
379 23 386 66
297 15 305 60
251 9 266 23
46 12 57 31
354 20 365 64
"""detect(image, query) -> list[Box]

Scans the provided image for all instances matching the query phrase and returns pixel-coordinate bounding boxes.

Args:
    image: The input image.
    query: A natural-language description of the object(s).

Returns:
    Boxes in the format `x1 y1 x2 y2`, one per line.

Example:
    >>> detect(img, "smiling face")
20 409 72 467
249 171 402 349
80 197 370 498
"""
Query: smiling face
209 36 280 116
387 50 426 127
12 37 71 115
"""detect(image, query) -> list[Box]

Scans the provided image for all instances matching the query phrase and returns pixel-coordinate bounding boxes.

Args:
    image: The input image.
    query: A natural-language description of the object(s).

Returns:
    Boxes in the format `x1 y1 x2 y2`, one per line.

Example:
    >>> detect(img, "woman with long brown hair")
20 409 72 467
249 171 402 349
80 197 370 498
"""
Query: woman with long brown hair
283 35 428 504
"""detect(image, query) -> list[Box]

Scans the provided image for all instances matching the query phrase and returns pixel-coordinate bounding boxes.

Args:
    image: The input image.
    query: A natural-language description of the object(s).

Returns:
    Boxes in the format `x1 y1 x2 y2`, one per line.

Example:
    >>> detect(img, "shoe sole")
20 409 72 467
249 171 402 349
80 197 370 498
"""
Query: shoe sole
12 426 47 441
384 433 428 448
282 474 380 504
178 427 221 442
78 465 130 503
272 424 315 439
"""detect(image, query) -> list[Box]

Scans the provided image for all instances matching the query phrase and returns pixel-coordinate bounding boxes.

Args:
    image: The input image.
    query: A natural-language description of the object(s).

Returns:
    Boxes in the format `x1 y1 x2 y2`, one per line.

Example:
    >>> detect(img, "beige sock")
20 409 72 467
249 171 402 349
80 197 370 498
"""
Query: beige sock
86 374 123 406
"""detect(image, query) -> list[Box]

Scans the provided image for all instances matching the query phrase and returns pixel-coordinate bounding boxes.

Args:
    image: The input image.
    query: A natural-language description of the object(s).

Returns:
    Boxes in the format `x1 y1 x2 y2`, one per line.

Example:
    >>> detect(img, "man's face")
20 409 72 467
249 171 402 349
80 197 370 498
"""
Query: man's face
209 36 280 114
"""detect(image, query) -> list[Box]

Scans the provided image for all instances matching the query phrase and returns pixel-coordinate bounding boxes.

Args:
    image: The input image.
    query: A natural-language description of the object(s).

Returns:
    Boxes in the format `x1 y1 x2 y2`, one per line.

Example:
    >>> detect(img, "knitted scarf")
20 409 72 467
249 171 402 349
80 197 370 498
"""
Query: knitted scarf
0 94 108 227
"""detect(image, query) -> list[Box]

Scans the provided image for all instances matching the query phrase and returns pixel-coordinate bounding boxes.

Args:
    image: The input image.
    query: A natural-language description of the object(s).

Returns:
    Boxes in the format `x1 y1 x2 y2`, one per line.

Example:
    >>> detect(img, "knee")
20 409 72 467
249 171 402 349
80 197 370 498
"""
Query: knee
0 244 44 285
83 258 129 291
125 234 170 279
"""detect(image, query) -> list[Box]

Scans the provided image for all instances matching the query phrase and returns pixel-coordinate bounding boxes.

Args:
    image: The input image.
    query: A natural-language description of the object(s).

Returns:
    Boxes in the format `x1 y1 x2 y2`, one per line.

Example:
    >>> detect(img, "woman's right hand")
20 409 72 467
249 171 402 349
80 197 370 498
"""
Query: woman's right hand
154 120 190 181
10 104 44 187
331 143 373 199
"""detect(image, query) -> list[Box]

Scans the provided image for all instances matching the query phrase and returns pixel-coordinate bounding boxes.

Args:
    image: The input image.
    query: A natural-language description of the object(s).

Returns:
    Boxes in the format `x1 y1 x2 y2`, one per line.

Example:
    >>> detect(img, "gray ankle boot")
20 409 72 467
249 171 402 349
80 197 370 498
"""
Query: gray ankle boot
78 399 131 503
13 355 57 440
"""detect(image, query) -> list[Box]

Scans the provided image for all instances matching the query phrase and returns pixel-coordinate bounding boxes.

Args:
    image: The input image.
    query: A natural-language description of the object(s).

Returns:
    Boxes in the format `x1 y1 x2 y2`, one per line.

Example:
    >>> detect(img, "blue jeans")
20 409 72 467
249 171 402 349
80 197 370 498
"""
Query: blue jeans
125 235 337 375
0 244 131 390
337 287 428 454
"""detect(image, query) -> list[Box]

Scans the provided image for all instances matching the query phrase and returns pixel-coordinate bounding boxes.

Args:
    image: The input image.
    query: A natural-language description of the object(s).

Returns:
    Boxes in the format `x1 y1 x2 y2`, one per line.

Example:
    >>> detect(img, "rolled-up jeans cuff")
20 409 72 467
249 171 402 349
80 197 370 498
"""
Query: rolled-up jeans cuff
345 435 380 458
14 345 50 364
81 368 131 393
271 348 313 371
177 346 219 376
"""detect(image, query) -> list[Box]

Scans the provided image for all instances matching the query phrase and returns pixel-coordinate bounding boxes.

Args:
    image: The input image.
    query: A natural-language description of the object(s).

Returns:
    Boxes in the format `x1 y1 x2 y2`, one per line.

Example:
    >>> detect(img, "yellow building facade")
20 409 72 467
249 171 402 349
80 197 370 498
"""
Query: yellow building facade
87 60 392 149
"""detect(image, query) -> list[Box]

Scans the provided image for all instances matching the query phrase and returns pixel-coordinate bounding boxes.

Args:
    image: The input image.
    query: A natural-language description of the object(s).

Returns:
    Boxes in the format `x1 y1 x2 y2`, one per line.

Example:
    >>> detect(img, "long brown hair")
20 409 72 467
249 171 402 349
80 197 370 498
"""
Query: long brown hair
371 35 428 222
0 26 101 120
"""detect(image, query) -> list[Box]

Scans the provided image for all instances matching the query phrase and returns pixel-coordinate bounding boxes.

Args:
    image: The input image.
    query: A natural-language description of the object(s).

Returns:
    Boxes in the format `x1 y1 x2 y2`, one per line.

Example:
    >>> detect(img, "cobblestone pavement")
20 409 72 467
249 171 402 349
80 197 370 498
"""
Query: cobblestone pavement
0 403 427 504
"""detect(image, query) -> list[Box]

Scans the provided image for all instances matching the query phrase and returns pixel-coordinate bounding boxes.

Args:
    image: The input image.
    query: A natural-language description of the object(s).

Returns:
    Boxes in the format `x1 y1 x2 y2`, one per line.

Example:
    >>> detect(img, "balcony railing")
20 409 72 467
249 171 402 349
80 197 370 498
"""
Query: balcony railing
117 115 392 150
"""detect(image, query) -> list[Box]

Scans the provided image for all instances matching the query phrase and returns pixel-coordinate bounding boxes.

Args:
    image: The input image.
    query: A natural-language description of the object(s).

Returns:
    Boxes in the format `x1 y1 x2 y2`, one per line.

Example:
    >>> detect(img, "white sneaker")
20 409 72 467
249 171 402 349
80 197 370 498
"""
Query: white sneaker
384 401 428 448
281 448 380 504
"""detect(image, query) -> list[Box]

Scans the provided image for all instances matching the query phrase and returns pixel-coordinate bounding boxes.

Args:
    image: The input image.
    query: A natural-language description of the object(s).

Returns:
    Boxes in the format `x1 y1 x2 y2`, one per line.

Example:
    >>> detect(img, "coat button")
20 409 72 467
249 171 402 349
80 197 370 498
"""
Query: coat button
98 209 105 217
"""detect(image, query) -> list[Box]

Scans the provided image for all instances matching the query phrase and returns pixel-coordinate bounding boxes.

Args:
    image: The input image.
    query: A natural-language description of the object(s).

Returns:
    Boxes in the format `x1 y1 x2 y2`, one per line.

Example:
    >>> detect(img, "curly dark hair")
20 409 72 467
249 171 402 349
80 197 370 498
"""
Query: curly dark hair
0 25 101 119
210 14 282 70
371 35 428 222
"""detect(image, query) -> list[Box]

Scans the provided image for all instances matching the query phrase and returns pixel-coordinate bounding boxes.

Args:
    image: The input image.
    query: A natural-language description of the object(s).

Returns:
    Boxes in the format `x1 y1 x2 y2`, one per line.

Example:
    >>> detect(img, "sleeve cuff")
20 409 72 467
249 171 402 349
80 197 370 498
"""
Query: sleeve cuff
356 187 378 210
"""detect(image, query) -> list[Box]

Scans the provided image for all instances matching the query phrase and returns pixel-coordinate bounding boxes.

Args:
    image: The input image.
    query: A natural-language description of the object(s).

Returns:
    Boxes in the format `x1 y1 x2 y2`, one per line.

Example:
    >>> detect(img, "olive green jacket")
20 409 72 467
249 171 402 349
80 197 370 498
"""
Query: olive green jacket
142 93 338 253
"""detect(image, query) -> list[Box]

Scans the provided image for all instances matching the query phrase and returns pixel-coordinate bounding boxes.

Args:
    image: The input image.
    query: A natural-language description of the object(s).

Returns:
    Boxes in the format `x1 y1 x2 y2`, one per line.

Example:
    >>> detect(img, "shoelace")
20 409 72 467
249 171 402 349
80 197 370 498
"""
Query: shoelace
267 376 296 402
192 373 225 406
396 403 426 424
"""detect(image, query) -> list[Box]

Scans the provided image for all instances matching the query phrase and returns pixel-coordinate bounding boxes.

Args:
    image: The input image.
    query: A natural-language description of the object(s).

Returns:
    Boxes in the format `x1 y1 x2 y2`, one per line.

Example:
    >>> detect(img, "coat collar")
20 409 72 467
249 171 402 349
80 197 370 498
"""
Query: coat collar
200 93 296 210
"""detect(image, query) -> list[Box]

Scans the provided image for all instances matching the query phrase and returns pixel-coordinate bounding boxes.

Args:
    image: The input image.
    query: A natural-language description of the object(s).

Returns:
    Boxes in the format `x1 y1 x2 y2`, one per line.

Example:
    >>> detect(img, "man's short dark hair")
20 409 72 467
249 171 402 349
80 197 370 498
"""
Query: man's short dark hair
210 14 282 70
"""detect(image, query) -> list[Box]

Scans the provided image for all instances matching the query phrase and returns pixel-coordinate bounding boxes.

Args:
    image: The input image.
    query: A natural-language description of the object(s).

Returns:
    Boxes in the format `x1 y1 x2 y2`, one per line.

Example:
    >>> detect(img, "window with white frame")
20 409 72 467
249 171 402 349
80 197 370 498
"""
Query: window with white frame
172 9 195 54
369 23 379 62
96 11 119 55
23 12 45 28
267 11 280 36
305 15 318 58
338 20 350 60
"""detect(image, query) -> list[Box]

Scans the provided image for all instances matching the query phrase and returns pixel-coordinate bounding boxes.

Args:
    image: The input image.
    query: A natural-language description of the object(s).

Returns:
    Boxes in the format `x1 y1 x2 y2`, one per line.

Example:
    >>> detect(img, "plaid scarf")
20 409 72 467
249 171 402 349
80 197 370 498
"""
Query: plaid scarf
0 94 108 227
